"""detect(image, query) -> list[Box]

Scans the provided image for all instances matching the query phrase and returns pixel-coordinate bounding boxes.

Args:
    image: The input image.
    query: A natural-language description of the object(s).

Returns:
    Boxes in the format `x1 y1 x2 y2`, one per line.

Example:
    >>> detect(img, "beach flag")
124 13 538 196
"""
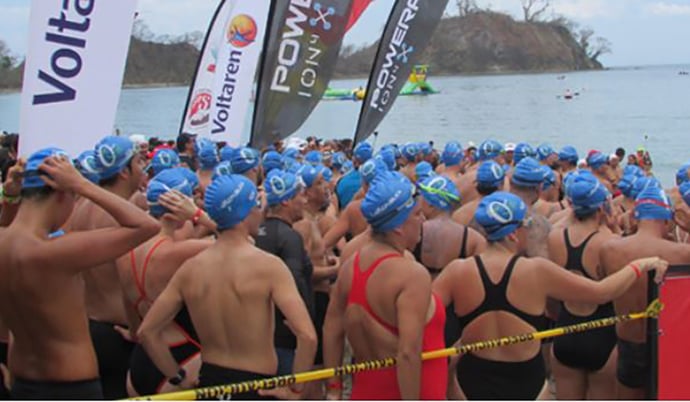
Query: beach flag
19 0 137 156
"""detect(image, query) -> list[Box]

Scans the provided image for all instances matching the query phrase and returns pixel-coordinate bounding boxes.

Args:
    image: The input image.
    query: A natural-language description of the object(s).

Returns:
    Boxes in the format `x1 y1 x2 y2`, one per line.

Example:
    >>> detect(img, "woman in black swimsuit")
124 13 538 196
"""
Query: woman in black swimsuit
433 191 667 400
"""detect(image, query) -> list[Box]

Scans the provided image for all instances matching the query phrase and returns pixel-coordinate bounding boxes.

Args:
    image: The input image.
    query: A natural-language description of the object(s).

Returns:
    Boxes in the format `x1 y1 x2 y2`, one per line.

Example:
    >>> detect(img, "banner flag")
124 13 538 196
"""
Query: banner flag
352 0 448 145
19 0 138 156
250 0 354 149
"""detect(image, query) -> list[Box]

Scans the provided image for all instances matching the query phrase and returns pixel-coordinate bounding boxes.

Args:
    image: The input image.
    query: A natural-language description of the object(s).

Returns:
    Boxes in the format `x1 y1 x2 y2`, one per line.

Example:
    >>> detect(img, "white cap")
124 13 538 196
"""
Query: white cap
129 134 147 145
577 158 588 168
284 137 308 151
505 142 516 152
609 153 619 160
467 141 477 149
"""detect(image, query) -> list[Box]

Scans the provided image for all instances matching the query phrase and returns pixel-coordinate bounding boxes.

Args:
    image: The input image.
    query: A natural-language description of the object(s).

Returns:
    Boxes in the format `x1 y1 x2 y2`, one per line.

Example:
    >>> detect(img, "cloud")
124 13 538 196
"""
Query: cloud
550 0 628 20
647 2 690 16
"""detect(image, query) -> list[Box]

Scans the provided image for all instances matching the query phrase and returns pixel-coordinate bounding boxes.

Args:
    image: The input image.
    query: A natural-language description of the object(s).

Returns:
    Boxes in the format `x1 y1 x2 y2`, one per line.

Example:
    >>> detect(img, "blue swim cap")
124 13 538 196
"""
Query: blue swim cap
169 167 200 191
418 142 432 156
75 150 101 184
623 164 644 178
442 141 463 166
680 181 690 207
401 143 419 162
147 169 194 218
360 158 386 185
94 136 136 180
617 175 637 199
319 165 333 183
675 163 690 186
23 147 71 189
297 163 322 188
536 143 556 161
353 142 373 163
205 174 260 231
477 140 503 161
282 147 300 160
635 186 673 221
415 161 435 182
149 148 181 176
375 148 397 171
197 142 219 170
514 143 535 164
212 161 233 180
265 169 304 206
419 175 460 212
332 152 346 169
477 160 505 188
558 146 579 164
361 171 417 233
475 191 528 242
541 166 557 191
586 151 608 170
511 157 545 188
194 138 214 156
566 173 610 218
230 147 260 174
630 176 660 200
341 160 354 175
262 151 284 174
305 150 323 166
220 145 236 162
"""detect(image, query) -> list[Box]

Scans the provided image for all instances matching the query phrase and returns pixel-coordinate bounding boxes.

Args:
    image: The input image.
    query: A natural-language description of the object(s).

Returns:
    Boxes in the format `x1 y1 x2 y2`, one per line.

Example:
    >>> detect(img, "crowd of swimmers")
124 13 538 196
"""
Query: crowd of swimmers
1 131 690 400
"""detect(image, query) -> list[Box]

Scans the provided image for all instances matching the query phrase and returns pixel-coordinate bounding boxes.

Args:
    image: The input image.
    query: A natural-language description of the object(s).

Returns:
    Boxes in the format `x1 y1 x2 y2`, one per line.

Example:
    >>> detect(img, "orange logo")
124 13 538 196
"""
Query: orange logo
227 14 257 48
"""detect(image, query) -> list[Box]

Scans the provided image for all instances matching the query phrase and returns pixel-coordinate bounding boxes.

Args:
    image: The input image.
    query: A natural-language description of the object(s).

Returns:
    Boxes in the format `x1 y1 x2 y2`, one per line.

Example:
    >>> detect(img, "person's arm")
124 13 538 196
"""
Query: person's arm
32 156 160 273
323 206 352 250
322 262 351 400
395 265 431 399
432 260 460 307
270 257 317 392
137 266 197 388
159 190 217 234
467 227 487 256
540 256 667 304
0 159 25 227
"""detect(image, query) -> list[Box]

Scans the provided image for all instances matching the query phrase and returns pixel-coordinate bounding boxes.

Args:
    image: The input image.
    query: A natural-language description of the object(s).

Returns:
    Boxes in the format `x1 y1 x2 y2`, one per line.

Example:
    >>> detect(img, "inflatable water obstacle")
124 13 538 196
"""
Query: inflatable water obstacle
323 65 439 101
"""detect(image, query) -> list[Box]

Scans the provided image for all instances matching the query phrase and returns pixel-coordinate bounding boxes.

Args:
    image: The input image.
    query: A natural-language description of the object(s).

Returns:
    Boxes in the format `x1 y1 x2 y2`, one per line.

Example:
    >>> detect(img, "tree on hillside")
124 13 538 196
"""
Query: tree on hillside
456 0 479 17
521 0 550 22
577 28 612 62
0 40 16 70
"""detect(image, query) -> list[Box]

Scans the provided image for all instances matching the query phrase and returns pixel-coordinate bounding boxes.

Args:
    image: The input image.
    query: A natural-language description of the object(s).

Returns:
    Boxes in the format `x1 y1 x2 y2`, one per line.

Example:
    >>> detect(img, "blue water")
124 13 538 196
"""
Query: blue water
2 64 689 186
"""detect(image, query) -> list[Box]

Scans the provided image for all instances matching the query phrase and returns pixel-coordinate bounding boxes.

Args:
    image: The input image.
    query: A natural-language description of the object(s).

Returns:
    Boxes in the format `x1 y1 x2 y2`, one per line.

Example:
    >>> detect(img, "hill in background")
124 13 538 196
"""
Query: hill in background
0 10 607 90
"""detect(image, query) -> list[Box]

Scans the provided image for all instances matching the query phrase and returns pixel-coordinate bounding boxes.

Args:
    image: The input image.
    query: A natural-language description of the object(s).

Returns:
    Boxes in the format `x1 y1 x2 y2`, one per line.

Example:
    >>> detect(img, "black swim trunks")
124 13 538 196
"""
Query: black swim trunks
129 341 200 396
197 362 276 400
89 319 135 399
0 342 8 400
10 377 103 400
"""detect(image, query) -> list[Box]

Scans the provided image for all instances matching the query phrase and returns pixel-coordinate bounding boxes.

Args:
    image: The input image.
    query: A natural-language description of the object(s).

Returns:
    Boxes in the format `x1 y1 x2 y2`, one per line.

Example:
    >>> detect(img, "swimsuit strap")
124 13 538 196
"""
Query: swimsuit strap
459 225 470 259
563 229 599 279
131 237 169 315
348 251 403 335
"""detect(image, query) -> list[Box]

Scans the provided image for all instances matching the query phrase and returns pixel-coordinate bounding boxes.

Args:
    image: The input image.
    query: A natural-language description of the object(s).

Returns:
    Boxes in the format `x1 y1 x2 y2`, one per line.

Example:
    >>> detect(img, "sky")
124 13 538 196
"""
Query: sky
1 0 689 68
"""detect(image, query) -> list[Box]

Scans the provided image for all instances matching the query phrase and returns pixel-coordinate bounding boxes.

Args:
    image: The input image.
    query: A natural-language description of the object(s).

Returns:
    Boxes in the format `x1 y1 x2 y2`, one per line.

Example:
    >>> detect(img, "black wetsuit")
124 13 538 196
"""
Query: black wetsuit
553 230 616 372
455 256 547 400
254 217 315 372
0 341 8 400
413 225 470 348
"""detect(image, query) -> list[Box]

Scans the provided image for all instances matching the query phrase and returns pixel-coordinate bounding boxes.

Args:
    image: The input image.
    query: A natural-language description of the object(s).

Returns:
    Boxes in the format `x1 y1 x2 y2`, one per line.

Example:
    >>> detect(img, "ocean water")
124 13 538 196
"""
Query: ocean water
1 64 689 186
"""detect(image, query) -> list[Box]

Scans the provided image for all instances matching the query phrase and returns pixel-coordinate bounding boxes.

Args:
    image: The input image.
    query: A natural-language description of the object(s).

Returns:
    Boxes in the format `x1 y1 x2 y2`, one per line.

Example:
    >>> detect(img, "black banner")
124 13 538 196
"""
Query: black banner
251 0 354 149
353 0 449 145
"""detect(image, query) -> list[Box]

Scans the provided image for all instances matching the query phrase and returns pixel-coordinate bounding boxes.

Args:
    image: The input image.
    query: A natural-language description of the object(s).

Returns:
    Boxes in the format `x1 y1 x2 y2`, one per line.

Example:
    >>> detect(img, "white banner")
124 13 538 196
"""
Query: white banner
209 0 271 147
19 0 138 157
181 0 236 138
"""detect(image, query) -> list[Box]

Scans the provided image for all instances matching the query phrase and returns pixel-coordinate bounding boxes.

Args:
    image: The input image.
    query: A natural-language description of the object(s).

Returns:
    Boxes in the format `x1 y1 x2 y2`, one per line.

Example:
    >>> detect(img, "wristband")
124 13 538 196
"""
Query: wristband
191 208 203 224
326 382 343 391
167 368 186 386
630 264 642 279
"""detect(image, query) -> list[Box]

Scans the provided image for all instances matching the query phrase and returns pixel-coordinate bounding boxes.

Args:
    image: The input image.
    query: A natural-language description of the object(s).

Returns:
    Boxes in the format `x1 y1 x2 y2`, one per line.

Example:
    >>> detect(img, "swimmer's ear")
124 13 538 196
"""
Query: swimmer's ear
506 232 519 243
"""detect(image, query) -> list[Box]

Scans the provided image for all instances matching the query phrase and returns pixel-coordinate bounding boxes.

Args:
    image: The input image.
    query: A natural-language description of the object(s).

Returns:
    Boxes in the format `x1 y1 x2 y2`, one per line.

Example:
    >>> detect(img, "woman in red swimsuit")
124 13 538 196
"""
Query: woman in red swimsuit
323 170 448 400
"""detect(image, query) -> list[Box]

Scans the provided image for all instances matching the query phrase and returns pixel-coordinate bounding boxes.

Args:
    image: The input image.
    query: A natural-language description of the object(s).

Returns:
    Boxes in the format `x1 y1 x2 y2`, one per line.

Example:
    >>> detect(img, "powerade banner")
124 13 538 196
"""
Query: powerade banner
209 0 271 146
250 0 354 149
180 0 236 137
353 0 448 145
19 0 137 156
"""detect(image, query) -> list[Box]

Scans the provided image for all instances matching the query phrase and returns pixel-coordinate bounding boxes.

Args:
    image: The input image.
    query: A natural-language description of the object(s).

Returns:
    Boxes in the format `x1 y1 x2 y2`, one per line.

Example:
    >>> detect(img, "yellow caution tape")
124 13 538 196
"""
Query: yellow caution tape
127 299 663 401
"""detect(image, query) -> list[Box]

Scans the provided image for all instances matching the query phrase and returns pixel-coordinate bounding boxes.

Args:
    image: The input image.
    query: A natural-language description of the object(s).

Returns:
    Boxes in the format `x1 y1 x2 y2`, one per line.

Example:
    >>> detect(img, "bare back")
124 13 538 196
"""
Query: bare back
69 199 127 324
0 230 97 381
600 232 690 342
456 170 480 204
